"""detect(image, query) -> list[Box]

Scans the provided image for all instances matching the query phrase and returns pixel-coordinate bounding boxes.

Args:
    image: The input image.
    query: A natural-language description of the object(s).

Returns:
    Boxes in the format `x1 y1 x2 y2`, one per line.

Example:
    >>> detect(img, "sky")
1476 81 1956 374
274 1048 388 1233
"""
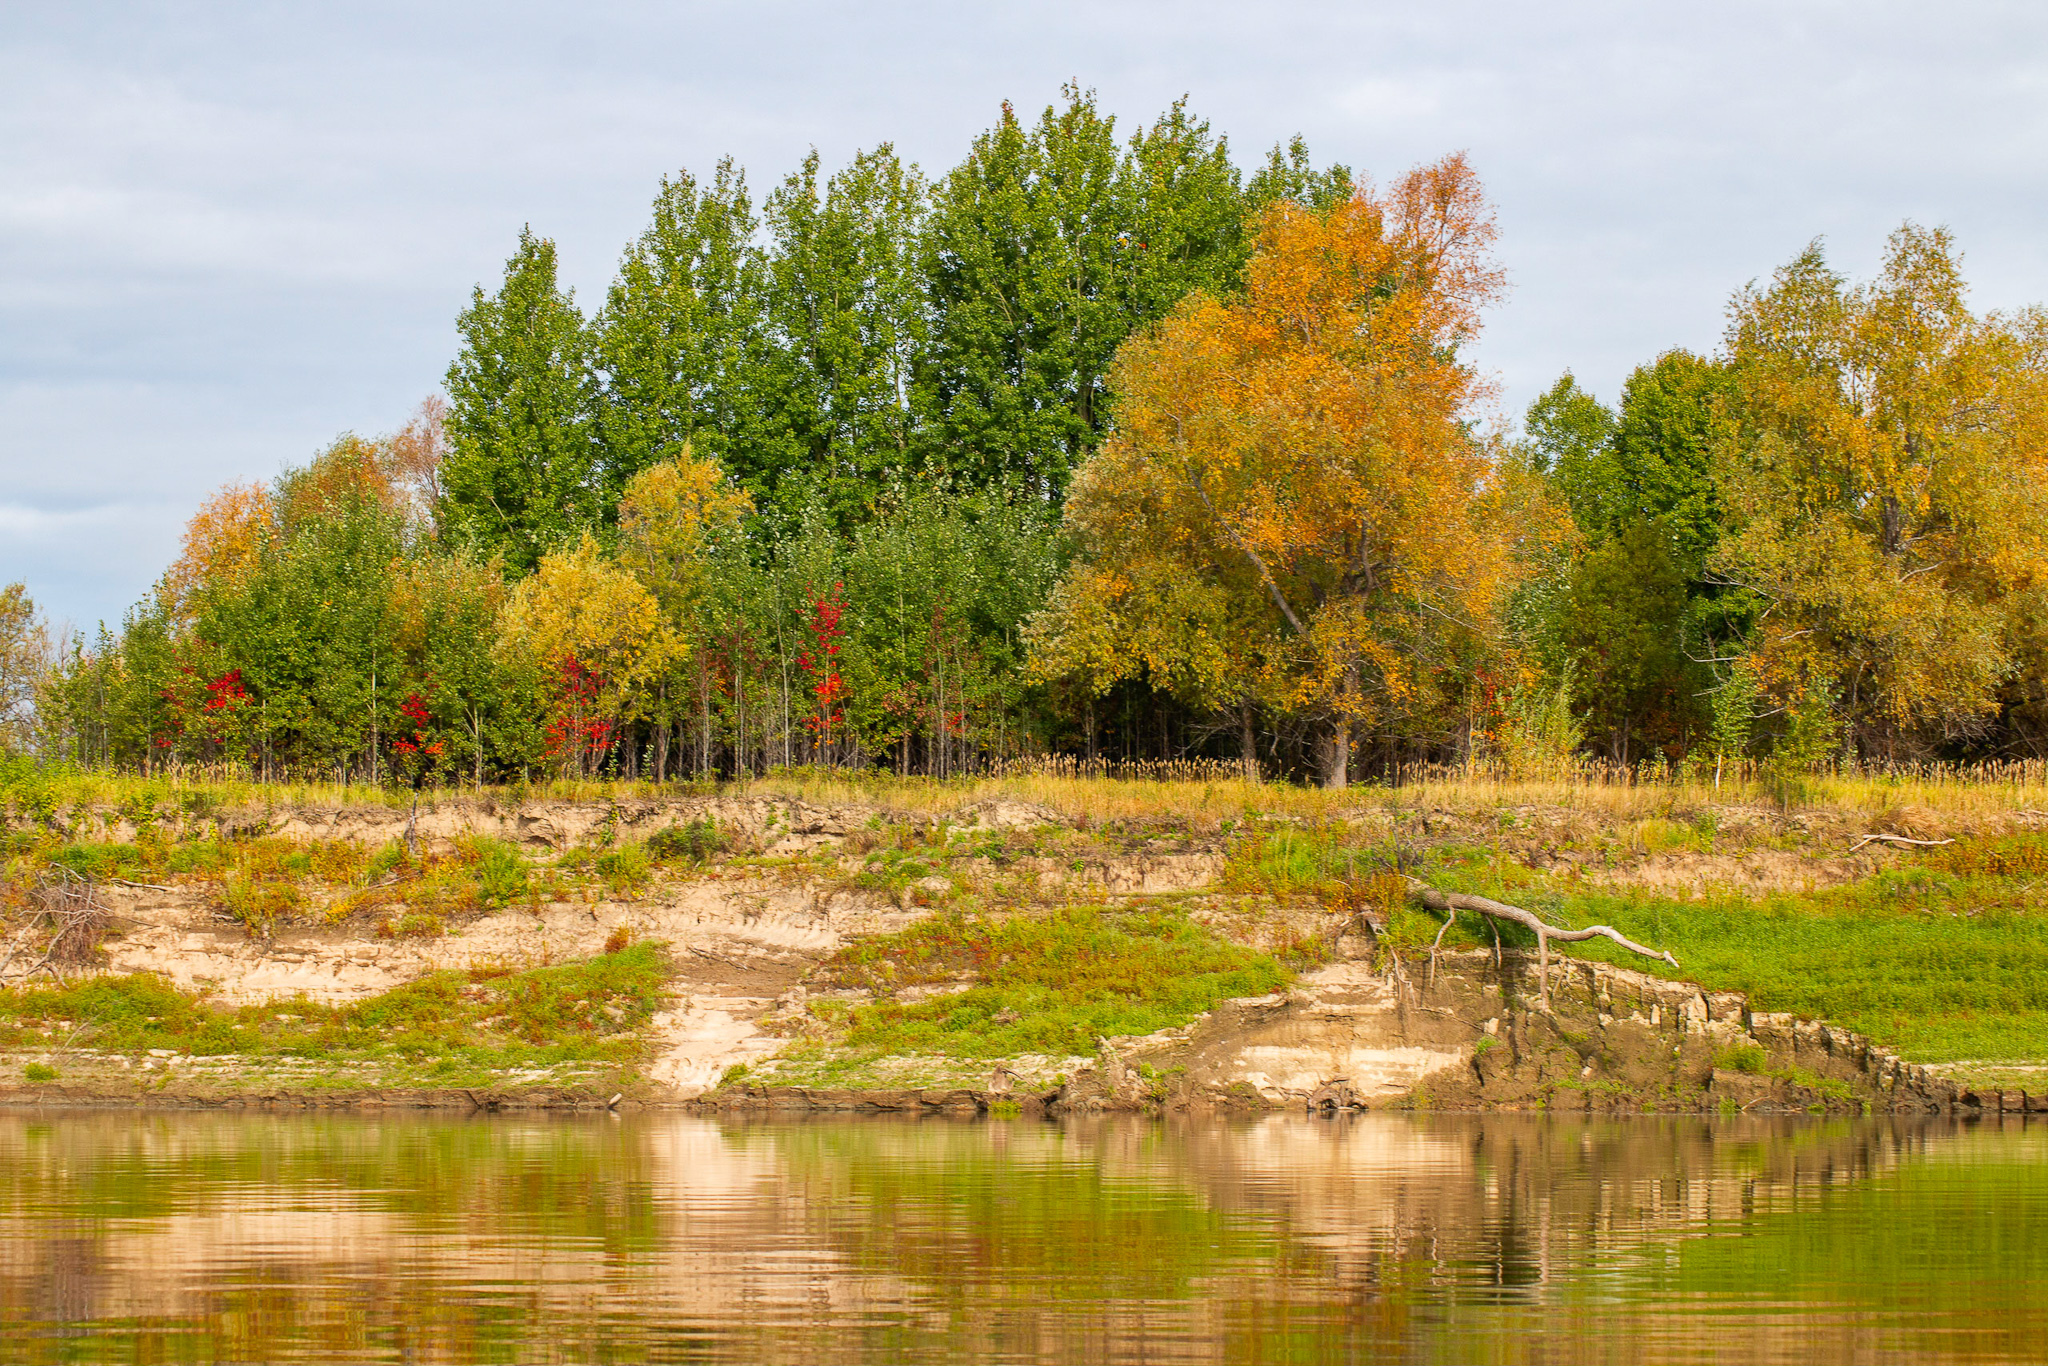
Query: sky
3 0 2045 634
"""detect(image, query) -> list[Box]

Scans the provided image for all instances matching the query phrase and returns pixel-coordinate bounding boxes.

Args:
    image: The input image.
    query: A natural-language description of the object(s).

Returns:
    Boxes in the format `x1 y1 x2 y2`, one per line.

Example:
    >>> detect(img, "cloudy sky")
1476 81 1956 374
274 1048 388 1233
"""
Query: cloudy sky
3 0 2044 632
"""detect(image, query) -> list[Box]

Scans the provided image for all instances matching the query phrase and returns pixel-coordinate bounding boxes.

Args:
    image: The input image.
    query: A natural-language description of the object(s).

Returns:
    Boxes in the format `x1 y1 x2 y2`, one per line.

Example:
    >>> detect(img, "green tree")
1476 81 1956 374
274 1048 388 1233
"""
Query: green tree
761 146 931 525
590 162 776 511
442 227 596 573
921 89 1256 500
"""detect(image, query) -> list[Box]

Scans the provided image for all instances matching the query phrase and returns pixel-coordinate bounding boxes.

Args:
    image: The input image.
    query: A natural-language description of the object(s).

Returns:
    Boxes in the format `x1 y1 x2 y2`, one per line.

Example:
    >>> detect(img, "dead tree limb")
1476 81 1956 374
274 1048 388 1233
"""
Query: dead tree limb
1404 878 1678 999
1848 834 1954 851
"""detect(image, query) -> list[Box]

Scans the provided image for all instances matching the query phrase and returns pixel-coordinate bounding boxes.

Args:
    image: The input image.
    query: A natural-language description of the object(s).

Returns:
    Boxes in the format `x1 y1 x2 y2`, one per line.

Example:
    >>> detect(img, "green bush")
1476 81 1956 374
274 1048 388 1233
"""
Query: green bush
1715 1043 1767 1074
648 817 724 866
594 841 651 893
464 837 529 907
23 1063 57 1083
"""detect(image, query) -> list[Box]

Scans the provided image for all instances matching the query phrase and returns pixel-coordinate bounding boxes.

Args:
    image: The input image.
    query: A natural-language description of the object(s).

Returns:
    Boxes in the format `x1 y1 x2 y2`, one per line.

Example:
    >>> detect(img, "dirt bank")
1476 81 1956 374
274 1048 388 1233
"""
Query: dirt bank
2 791 2039 1116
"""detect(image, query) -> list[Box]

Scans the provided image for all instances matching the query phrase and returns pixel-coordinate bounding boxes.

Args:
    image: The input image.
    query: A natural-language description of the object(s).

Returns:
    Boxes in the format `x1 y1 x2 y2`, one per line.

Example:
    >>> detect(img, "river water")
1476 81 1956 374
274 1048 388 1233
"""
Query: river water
1 1109 2042 1364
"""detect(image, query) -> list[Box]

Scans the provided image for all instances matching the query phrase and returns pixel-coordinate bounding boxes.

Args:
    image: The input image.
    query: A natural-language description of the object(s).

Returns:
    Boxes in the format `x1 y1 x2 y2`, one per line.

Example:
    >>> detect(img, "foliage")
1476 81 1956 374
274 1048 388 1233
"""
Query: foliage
1031 156 1545 786
1714 225 2048 755
441 227 597 573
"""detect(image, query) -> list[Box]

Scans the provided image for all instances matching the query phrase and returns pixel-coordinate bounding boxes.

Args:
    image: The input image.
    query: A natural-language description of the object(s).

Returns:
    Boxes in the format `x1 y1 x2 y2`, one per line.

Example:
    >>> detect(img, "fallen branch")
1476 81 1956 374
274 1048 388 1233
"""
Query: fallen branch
1404 878 1678 999
108 878 174 892
1848 834 1954 851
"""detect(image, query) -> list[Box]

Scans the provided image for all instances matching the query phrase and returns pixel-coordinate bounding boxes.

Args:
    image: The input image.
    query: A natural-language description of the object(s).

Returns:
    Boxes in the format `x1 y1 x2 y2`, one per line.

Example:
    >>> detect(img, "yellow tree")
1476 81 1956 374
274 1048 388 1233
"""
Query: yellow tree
496 535 665 776
163 482 275 621
1713 225 2048 756
1030 154 1544 786
616 446 752 778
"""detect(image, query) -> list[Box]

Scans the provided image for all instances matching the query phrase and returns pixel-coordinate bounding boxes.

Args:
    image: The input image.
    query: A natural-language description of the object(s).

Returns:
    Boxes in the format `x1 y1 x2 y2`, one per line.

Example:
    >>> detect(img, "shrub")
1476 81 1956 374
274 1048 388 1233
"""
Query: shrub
649 817 724 866
594 841 651 893
462 837 529 907
24 1062 57 1083
1715 1043 1768 1074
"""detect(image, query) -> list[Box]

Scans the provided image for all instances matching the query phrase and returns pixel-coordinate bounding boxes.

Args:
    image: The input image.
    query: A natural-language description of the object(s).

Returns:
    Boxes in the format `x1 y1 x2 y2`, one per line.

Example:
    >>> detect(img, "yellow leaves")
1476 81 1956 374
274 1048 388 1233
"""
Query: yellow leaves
1719 223 2048 738
164 482 275 619
1035 154 1520 743
617 445 751 619
497 534 668 716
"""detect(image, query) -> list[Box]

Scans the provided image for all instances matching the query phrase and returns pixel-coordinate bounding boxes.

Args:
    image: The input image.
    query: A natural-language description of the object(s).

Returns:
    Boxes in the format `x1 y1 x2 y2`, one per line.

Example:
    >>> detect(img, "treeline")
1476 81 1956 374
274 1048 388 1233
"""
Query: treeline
14 87 2048 787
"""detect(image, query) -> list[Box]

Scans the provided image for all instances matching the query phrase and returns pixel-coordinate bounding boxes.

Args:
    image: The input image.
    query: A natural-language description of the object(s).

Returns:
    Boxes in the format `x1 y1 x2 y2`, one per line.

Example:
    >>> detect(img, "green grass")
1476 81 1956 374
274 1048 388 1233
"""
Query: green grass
0 941 672 1081
804 905 1296 1060
1213 823 2048 1067
1550 888 2048 1062
1396 833 2048 1065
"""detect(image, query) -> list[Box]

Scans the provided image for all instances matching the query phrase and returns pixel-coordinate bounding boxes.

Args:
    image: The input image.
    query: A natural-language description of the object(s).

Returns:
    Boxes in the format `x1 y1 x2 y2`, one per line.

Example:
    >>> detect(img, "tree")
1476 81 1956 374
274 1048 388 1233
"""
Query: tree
617 448 753 778
496 535 665 776
590 162 777 513
761 146 930 524
163 481 274 622
1033 155 1533 787
442 227 595 573
921 88 1257 500
194 437 411 777
0 584 51 754
1713 225 2048 754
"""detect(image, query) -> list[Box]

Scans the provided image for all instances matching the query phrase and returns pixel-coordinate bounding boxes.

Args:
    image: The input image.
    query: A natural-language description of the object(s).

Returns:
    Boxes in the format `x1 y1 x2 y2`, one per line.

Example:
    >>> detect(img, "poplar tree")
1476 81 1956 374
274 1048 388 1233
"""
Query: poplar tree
921 87 1137 497
762 146 930 525
441 228 596 574
590 162 775 511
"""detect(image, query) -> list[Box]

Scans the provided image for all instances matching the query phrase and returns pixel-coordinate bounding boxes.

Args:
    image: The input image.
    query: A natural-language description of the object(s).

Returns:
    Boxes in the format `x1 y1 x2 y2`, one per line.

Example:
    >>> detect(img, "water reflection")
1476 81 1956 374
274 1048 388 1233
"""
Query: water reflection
1 1109 2042 1363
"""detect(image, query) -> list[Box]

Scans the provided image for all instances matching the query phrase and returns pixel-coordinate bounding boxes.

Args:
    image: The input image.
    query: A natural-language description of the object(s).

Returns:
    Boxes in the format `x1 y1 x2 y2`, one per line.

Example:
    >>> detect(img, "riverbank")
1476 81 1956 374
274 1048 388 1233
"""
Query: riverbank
4 774 2047 1113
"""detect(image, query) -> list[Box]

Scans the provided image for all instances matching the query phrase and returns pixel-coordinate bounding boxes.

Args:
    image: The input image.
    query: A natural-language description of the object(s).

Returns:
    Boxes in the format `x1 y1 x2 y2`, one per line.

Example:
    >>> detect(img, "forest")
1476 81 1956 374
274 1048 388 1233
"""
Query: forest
8 85 2048 789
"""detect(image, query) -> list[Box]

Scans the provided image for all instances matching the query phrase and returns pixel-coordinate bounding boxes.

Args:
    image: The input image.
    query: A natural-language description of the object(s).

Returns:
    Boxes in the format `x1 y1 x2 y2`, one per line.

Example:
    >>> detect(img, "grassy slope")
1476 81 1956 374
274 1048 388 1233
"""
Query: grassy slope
8 767 2048 1090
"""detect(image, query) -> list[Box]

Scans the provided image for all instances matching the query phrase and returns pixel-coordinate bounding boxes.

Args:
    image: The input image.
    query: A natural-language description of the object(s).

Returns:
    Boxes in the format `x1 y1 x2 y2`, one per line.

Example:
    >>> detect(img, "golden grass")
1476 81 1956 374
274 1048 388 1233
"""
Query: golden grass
12 758 2048 829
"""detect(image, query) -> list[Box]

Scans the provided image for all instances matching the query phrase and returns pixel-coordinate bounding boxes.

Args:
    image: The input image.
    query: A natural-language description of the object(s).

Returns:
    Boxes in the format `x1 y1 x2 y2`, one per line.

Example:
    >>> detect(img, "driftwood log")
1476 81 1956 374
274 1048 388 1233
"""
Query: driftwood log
1848 834 1953 851
1404 878 1678 998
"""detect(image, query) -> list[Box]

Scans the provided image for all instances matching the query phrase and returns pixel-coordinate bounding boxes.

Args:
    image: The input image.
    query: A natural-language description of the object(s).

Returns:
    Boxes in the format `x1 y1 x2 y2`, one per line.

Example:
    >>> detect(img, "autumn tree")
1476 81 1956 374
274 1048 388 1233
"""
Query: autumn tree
496 535 665 776
163 481 275 622
1032 156 1536 787
0 584 51 754
617 447 752 778
1712 225 2048 756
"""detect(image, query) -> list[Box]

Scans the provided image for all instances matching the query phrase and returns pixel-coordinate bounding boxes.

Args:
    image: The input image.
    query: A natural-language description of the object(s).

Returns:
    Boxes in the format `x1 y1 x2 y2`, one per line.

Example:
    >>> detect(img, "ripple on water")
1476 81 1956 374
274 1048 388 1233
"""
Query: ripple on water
0 1109 2043 1364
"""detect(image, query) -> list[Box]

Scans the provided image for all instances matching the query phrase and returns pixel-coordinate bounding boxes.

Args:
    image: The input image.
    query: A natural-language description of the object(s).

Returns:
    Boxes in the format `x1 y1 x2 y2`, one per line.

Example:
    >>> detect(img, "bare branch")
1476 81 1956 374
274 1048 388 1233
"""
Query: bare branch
1404 877 1679 1000
1848 833 1955 851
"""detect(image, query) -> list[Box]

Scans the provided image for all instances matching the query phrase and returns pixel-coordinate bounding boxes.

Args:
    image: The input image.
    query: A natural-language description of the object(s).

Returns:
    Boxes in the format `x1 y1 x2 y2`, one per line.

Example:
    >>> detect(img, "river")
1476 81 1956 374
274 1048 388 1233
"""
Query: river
1 1109 2042 1363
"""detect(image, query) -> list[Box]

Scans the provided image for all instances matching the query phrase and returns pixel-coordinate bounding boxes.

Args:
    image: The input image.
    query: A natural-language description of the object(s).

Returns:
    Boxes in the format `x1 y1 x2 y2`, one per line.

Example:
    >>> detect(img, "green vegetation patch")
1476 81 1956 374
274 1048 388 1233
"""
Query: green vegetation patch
805 905 1294 1060
0 941 671 1082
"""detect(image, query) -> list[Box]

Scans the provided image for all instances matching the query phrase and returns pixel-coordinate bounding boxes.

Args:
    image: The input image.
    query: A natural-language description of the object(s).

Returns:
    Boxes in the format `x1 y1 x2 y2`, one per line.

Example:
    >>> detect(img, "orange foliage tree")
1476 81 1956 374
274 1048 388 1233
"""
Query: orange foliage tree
1030 154 1552 785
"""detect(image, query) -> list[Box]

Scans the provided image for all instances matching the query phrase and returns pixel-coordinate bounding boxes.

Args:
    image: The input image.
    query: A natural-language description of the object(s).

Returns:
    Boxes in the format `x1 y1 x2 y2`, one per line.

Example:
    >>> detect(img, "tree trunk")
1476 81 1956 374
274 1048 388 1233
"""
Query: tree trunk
1239 699 1259 782
1321 717 1350 790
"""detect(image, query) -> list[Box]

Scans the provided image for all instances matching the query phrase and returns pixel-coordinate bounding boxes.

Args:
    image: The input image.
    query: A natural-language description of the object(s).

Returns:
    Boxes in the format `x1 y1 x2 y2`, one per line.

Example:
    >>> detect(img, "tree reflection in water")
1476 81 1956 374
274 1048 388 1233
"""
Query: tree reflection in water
0 1110 2042 1364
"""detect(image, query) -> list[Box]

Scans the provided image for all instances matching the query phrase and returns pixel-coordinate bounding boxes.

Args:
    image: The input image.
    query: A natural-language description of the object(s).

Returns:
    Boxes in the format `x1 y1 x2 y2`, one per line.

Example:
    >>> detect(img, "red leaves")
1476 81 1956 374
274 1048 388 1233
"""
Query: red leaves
399 691 432 728
391 690 443 778
798 583 848 743
543 656 612 761
204 669 249 714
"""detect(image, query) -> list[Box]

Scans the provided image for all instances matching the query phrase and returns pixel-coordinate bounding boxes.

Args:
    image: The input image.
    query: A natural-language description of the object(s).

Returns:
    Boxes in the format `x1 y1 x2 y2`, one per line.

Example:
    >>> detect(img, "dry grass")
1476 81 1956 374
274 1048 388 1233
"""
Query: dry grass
11 758 2048 831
